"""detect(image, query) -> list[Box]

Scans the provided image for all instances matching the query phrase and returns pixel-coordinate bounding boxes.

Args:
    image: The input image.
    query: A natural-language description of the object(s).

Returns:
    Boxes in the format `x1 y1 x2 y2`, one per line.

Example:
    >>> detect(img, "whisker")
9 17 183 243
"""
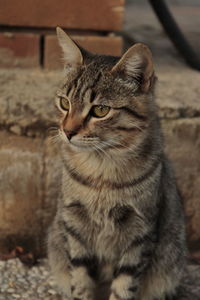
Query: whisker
94 144 112 160
130 124 145 133
93 145 104 159
48 126 59 133
48 135 60 145
101 140 138 157
101 140 127 151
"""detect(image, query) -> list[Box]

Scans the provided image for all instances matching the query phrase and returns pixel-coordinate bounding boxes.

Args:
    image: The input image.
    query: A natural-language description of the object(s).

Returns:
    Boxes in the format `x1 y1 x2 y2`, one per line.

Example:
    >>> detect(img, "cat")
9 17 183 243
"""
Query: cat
47 27 187 300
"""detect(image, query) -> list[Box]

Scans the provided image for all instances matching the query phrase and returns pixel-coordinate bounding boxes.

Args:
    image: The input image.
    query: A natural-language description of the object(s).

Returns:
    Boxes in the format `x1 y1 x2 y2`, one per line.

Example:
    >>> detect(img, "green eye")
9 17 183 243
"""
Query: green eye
91 105 110 118
60 97 70 111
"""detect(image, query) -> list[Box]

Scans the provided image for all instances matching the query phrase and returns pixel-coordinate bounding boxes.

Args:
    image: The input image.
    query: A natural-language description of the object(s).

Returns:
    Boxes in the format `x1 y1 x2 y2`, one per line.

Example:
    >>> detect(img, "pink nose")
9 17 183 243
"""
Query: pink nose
63 129 77 140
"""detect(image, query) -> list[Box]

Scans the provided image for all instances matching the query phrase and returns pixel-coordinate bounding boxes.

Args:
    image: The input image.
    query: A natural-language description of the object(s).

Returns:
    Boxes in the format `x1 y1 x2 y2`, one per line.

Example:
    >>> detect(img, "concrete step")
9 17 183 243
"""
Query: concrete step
0 67 200 256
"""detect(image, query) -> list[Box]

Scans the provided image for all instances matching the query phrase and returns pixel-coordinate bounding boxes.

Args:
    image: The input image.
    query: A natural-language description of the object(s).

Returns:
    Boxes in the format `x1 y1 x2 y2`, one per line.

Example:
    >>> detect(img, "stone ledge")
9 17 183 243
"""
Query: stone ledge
0 69 61 137
156 68 200 119
161 118 200 254
0 68 200 137
0 67 200 255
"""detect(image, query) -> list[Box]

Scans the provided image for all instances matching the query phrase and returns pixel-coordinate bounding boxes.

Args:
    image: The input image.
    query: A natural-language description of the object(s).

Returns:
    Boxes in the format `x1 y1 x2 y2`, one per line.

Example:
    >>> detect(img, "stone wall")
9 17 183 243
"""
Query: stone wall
0 67 200 256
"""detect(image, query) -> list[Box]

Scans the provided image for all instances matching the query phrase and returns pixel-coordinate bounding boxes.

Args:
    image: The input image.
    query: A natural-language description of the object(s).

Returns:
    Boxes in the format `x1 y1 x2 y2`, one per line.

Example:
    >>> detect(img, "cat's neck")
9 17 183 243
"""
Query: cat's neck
63 146 160 184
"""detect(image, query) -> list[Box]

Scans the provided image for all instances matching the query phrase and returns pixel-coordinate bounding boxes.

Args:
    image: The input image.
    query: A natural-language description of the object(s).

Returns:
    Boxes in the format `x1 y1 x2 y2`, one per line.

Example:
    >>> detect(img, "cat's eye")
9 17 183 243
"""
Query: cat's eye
60 97 70 111
91 105 110 118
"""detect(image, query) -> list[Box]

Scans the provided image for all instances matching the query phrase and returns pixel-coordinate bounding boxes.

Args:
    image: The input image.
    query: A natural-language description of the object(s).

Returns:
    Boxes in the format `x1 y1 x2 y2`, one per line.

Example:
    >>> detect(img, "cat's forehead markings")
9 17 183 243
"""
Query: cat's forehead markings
82 103 92 116
83 88 92 103
67 85 76 99
92 92 101 103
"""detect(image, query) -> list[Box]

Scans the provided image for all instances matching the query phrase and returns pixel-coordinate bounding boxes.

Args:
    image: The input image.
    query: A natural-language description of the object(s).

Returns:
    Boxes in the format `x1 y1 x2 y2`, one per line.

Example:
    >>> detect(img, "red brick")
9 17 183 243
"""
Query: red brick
0 32 40 68
44 34 123 69
0 0 124 31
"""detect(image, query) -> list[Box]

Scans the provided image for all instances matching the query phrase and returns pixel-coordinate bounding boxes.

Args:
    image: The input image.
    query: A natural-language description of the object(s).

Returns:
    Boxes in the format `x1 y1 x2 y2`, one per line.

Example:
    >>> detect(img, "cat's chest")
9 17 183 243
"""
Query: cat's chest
92 204 136 260
64 189 135 229
62 192 146 260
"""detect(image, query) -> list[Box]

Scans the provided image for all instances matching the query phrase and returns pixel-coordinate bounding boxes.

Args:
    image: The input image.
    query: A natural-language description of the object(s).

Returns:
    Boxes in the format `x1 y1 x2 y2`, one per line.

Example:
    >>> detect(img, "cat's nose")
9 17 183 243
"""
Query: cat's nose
64 129 77 141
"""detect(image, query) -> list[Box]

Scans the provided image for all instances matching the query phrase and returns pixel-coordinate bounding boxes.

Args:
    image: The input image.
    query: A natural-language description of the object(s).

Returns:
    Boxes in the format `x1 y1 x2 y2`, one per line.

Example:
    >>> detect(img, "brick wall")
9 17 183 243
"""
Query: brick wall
0 0 124 69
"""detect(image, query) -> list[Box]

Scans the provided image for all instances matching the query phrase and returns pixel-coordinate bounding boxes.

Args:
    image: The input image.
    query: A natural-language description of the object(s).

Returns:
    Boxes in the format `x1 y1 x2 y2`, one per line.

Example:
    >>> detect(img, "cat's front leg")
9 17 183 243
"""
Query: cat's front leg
70 256 98 300
68 236 98 300
109 245 147 300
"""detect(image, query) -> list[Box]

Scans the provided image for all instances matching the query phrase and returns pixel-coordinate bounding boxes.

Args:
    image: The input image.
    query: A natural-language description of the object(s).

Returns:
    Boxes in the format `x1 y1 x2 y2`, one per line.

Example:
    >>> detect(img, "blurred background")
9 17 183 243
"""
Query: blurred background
0 0 200 261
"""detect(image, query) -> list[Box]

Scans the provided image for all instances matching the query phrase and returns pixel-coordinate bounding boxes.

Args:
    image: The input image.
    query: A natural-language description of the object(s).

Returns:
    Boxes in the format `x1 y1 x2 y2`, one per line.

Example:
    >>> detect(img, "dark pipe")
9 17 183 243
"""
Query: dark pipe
149 0 200 71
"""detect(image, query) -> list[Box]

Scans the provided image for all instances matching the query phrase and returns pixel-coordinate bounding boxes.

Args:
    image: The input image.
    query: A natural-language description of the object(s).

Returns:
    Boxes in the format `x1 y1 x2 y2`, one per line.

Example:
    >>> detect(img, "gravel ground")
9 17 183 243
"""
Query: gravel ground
0 258 61 300
1 258 200 300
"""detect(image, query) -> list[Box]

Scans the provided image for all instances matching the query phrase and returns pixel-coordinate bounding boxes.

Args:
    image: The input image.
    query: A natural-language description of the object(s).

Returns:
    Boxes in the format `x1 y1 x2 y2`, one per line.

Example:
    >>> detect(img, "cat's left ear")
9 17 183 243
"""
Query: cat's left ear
111 43 155 93
56 27 83 70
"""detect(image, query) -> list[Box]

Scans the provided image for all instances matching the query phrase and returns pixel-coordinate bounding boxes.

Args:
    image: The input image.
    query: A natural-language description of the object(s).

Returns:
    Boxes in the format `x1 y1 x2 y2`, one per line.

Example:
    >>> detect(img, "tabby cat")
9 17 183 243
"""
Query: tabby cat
48 27 187 300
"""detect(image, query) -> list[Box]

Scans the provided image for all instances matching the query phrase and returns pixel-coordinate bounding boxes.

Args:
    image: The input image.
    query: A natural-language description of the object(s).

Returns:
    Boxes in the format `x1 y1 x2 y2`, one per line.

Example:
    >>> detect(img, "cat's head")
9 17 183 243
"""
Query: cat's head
55 27 157 157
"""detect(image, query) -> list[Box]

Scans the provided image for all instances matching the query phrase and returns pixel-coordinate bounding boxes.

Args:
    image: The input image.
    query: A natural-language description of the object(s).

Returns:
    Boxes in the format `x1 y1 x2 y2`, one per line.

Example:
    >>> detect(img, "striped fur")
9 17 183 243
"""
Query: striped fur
48 29 186 300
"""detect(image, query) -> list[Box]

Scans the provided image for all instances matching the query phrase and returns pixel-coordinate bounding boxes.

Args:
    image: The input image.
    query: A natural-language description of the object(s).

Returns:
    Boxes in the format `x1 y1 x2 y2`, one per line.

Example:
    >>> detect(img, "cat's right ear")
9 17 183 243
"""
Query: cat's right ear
111 43 155 93
56 27 83 70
